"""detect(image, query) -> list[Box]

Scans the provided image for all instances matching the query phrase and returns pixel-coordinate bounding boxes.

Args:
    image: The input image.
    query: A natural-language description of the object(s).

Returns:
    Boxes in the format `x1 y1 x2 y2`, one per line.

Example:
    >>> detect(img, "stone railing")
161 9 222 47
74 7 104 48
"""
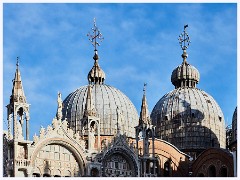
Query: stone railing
15 159 31 167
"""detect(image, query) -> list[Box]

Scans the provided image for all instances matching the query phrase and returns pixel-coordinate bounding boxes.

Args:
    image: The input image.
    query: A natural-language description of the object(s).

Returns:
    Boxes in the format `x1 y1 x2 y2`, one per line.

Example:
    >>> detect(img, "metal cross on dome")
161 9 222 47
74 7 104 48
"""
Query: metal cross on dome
87 18 104 51
178 24 191 51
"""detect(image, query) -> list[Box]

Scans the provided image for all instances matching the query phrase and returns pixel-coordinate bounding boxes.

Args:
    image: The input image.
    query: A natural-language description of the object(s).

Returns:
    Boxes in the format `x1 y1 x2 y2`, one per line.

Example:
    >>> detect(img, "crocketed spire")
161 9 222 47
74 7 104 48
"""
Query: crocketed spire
139 83 151 125
10 57 27 104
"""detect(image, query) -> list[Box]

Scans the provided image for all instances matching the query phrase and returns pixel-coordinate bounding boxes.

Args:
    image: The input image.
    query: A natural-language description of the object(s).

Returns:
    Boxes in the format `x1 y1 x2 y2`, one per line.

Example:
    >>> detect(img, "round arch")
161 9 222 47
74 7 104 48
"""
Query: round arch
102 147 138 177
30 137 86 176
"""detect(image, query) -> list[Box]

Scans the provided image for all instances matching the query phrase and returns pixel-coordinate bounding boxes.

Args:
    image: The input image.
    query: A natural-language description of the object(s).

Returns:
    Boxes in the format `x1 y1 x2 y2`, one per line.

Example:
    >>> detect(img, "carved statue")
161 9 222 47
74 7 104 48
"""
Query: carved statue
89 126 95 150
82 127 85 137
16 121 24 140
57 92 63 120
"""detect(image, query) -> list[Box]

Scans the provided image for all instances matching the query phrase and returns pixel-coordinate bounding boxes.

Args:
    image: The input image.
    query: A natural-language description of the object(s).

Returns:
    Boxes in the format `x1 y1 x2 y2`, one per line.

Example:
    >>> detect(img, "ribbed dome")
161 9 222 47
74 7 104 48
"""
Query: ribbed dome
231 107 237 143
171 59 200 88
151 87 226 153
62 84 139 138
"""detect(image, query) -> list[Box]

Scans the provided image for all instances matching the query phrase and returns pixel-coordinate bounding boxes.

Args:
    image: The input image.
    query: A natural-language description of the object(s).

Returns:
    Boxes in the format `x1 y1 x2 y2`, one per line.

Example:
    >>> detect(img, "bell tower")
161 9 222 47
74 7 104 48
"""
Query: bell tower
135 83 158 177
6 57 30 141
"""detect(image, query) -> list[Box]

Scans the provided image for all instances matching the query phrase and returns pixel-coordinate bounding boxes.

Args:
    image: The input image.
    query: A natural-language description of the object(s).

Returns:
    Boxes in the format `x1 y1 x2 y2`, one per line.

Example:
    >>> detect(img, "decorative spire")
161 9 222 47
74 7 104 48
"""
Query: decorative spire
178 24 191 63
139 83 151 125
84 85 97 117
87 18 106 84
10 57 27 104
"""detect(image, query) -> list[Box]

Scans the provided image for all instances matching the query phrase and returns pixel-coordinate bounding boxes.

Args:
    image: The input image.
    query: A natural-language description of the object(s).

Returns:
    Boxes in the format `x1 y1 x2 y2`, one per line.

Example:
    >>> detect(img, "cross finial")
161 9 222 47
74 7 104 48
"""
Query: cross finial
87 18 104 51
143 83 147 95
178 24 191 51
16 57 19 67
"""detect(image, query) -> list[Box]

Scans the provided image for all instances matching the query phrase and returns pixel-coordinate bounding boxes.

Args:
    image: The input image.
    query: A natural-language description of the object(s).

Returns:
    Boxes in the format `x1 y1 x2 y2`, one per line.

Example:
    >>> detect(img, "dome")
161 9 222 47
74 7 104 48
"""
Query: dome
151 87 226 152
151 25 226 155
231 107 237 143
171 57 200 88
62 84 139 138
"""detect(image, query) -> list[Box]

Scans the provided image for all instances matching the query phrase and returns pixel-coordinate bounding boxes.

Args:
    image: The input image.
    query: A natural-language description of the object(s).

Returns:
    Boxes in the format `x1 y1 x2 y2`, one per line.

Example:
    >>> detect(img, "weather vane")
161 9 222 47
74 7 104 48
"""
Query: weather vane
178 24 191 51
87 18 104 51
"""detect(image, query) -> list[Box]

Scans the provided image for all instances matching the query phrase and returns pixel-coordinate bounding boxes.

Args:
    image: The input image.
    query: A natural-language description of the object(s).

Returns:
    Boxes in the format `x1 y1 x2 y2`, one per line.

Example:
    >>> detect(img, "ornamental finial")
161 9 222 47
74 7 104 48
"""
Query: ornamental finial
16 57 19 68
178 24 191 61
178 24 191 51
87 18 104 51
143 83 147 95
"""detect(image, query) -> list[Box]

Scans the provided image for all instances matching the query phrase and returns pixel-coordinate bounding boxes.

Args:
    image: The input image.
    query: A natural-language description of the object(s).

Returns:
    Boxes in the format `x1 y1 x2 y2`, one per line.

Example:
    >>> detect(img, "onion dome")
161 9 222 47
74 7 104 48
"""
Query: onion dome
231 107 237 143
151 25 226 156
62 19 139 138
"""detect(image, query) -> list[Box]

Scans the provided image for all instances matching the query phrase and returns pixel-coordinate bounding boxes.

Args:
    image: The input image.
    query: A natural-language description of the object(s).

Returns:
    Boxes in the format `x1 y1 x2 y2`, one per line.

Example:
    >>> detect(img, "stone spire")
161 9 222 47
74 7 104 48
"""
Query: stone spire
10 57 27 104
7 57 30 141
87 18 105 84
84 85 96 117
139 83 151 125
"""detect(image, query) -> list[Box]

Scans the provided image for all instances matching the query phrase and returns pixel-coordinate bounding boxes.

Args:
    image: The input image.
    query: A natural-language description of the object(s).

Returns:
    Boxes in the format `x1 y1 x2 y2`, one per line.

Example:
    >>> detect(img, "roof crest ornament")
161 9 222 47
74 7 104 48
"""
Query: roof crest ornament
178 24 191 62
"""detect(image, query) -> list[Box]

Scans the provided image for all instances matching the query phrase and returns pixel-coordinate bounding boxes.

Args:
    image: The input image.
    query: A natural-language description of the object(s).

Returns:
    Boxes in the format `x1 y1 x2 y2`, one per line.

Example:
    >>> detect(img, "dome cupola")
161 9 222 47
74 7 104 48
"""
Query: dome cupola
87 18 105 85
87 50 105 84
171 25 200 88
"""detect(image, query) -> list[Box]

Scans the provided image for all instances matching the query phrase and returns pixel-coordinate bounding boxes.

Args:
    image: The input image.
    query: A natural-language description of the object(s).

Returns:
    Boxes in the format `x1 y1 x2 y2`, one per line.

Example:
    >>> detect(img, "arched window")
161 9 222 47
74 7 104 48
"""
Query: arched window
208 165 216 177
220 166 228 177
164 161 170 177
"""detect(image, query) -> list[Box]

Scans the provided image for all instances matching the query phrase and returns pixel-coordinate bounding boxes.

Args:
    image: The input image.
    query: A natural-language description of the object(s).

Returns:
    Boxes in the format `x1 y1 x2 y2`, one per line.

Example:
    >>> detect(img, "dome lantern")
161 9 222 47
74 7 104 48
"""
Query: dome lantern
87 18 105 85
171 25 200 89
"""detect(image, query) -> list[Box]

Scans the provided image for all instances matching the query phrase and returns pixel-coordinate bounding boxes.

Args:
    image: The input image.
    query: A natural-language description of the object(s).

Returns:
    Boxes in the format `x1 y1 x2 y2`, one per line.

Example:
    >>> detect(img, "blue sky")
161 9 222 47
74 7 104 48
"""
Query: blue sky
3 3 237 139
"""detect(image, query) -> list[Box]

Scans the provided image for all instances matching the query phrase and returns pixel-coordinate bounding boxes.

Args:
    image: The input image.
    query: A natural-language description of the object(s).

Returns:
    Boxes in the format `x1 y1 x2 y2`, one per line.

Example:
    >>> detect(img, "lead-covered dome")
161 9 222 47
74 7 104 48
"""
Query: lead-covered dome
151 25 226 156
151 87 226 152
62 84 138 138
